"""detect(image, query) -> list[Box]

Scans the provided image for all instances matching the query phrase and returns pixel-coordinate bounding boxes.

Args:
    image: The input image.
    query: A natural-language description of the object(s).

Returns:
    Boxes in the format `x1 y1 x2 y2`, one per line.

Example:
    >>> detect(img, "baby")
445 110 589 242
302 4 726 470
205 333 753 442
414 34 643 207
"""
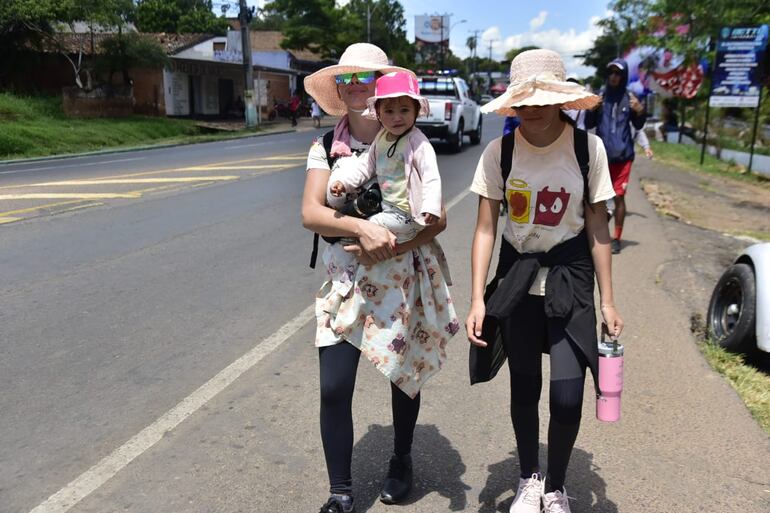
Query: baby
327 71 442 245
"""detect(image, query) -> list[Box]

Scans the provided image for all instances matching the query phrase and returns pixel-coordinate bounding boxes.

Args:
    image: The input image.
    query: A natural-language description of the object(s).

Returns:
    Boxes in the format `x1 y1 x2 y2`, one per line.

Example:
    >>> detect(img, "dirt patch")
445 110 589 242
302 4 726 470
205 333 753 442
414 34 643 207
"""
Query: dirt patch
640 168 770 241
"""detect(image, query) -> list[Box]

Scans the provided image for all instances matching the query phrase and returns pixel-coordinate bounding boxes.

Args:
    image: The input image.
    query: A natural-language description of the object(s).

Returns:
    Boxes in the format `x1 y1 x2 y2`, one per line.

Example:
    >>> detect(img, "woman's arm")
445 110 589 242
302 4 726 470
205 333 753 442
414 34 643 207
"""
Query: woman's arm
585 200 624 339
342 205 447 265
302 168 396 261
466 197 501 347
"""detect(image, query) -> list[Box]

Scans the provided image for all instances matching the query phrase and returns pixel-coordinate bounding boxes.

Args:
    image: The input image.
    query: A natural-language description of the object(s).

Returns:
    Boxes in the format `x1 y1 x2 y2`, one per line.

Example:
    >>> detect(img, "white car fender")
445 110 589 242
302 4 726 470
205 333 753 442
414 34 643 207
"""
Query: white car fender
736 243 770 352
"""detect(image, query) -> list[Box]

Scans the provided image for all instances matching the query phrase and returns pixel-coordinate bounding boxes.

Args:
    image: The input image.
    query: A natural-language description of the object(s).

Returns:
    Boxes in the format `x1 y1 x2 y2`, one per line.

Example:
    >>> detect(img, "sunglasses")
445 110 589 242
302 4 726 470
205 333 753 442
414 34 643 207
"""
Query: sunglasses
608 69 623 76
335 71 377 85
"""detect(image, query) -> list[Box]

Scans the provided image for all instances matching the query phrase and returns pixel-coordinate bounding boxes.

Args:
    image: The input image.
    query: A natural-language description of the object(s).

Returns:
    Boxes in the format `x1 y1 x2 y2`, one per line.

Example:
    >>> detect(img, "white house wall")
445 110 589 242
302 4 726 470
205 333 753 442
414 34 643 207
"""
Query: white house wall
163 68 190 116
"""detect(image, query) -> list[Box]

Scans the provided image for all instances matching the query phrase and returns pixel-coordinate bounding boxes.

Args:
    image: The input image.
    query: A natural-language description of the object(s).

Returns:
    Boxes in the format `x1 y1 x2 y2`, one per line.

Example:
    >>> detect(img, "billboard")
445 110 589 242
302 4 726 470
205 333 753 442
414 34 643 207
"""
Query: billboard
415 15 449 67
709 25 768 108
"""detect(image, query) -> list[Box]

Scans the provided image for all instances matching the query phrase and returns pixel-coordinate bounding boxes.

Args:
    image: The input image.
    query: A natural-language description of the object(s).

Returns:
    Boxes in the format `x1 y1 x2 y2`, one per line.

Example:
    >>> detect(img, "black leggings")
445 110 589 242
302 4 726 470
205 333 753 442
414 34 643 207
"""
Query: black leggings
319 342 421 495
501 295 588 492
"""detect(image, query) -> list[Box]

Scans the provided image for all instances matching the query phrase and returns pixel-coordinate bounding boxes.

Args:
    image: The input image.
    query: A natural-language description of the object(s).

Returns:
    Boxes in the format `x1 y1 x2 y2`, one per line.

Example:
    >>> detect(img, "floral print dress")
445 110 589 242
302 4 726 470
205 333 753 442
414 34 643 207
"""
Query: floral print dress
309 136 459 399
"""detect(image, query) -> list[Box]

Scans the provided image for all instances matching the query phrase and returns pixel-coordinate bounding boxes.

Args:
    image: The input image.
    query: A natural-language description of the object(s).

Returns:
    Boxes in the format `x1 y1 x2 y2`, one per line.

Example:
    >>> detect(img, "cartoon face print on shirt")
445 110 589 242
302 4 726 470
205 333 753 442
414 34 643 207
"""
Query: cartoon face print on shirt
533 186 571 227
505 178 531 224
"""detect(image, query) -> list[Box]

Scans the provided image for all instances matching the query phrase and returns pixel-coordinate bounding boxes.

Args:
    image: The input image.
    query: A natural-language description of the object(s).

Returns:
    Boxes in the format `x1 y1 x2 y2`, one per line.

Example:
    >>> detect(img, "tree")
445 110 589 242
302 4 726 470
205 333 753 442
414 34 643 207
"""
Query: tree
0 0 135 89
134 0 229 35
250 9 287 31
259 0 413 65
97 33 168 87
260 0 340 58
504 45 540 63
336 0 413 67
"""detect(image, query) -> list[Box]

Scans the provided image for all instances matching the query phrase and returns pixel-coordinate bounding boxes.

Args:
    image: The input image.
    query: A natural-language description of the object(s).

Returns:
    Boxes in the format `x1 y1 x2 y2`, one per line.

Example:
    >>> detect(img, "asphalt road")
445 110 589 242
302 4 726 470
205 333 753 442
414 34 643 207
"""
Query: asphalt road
2 117 768 513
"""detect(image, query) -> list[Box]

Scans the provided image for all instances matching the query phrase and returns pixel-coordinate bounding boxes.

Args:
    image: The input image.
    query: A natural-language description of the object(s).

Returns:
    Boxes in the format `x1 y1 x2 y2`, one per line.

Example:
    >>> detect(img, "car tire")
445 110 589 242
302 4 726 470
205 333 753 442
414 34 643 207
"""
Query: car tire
470 116 482 145
707 263 756 352
450 120 464 153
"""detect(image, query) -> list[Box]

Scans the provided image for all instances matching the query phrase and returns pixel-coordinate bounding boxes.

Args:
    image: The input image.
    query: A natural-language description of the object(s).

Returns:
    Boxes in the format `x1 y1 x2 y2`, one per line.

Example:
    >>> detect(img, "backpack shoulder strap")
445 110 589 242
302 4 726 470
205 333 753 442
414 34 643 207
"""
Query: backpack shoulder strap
500 129 515 183
322 129 337 170
310 130 338 269
572 127 590 205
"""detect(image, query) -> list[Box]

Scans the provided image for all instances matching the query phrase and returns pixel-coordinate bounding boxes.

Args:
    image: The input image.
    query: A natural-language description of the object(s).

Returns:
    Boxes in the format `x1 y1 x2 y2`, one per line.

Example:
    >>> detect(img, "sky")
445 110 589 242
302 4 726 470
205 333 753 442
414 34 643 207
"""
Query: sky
238 0 613 77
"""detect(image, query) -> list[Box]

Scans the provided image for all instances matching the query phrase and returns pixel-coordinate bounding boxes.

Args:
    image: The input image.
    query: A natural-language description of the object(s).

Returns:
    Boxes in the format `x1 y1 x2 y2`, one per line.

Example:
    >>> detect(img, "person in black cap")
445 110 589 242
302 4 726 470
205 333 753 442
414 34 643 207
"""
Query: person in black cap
585 59 646 254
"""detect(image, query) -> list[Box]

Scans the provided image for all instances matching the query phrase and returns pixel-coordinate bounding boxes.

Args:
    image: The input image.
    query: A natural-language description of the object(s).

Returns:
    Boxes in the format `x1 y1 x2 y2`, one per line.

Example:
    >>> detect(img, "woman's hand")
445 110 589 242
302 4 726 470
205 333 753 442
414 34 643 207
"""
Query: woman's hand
356 220 396 262
466 300 488 347
601 304 624 340
343 243 376 266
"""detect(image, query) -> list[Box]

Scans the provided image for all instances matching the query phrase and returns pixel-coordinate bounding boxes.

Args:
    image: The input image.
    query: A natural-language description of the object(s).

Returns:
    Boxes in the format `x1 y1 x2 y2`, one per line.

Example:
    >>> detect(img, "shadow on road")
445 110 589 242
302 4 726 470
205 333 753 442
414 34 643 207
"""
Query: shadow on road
351 423 470 512
477 445 618 513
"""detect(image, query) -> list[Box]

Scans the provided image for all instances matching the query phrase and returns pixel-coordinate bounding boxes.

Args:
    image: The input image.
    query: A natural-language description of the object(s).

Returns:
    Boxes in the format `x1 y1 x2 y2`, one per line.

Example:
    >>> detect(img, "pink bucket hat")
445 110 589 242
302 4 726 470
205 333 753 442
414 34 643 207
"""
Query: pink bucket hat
362 72 430 120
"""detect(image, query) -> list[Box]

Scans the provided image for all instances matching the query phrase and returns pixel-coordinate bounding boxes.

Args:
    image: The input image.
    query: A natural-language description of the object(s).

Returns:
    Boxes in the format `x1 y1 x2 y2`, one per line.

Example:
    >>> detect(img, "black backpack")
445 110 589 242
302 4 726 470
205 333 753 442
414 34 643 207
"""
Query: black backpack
501 126 591 206
309 130 340 269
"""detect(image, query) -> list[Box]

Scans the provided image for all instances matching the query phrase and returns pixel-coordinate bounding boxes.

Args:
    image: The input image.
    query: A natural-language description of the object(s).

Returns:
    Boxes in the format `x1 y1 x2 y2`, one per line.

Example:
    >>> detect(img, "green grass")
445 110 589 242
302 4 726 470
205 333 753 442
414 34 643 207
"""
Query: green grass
697 340 770 435
0 93 260 160
650 140 769 185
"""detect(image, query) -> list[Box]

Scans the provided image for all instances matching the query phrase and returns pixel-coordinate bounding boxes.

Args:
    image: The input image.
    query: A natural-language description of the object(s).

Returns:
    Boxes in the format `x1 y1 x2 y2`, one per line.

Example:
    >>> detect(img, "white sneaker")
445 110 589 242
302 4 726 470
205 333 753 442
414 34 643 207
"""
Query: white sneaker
542 486 574 513
509 473 543 513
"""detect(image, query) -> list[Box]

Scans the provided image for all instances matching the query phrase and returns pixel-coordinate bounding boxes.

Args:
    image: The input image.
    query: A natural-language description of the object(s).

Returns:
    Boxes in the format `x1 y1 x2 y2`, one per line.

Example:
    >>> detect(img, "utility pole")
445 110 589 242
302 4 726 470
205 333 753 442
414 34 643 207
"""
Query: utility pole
239 0 256 128
486 39 497 94
469 29 482 74
366 1 380 43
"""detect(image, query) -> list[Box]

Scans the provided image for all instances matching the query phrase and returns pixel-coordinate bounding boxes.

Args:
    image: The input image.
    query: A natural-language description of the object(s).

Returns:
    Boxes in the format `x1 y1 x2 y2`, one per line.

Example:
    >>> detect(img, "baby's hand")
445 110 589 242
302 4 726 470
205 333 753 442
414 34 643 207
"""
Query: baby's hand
330 181 346 197
423 213 438 225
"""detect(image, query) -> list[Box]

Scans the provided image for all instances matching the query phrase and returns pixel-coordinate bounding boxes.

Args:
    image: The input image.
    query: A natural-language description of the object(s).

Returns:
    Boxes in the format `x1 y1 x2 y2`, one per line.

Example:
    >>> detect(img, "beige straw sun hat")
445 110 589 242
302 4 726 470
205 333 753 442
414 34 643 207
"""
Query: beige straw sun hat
304 43 413 116
481 49 600 116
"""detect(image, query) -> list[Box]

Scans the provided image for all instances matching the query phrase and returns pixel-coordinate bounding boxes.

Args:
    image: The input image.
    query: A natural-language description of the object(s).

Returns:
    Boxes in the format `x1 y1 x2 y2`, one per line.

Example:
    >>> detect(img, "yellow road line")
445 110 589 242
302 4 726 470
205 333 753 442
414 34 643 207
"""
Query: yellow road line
27 176 239 187
50 202 105 214
0 154 303 189
0 193 141 200
0 217 21 224
0 199 89 216
178 164 296 171
258 155 307 161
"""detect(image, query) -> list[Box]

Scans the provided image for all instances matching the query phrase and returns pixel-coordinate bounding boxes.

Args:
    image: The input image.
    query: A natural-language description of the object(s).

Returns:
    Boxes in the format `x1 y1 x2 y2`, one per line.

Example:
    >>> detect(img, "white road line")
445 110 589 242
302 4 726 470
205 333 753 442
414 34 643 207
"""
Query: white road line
28 303 317 513
27 187 474 513
0 157 146 175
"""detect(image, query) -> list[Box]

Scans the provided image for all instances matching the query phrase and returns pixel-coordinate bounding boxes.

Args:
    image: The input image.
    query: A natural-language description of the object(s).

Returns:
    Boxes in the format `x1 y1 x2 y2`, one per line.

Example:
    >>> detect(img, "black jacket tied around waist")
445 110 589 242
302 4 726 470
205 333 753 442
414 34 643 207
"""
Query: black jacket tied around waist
469 230 600 394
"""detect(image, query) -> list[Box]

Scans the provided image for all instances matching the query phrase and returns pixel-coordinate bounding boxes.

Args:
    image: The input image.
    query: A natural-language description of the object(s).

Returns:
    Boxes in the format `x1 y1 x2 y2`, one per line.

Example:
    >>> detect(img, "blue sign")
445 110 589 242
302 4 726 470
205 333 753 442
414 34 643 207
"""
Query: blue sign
710 25 768 108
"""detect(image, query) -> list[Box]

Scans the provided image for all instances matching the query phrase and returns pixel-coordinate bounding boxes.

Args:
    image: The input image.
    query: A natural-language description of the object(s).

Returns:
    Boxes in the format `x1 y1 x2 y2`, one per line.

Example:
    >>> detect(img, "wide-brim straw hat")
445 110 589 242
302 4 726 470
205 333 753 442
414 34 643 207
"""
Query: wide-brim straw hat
304 43 413 116
361 71 430 120
481 49 600 116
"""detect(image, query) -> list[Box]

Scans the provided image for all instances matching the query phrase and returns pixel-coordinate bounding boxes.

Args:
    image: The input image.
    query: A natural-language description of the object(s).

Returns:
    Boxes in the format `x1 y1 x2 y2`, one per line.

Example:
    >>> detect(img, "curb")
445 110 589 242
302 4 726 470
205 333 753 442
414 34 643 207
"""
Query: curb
0 128 301 167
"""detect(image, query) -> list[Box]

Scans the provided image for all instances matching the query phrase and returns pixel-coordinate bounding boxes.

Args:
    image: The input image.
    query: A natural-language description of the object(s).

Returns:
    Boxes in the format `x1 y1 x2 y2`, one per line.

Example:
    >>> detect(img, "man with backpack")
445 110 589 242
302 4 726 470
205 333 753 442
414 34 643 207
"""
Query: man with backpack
585 58 646 254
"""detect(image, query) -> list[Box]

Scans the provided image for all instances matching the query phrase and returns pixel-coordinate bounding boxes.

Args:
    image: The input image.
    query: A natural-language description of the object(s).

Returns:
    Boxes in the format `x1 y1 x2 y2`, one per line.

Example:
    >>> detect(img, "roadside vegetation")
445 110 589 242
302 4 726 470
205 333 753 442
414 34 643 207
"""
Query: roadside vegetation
649 140 769 185
699 342 770 435
690 316 770 435
0 93 259 160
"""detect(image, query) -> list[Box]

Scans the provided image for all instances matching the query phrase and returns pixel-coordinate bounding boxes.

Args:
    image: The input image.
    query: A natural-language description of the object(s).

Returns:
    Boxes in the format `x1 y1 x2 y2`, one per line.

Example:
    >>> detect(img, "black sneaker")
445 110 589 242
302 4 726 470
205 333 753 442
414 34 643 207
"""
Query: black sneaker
379 454 413 504
611 239 621 254
319 494 355 513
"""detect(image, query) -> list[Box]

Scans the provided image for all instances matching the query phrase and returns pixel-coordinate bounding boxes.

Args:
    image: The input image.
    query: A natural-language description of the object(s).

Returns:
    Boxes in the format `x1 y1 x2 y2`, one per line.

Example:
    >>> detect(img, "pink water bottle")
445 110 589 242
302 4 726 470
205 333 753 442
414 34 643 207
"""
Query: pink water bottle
596 337 624 422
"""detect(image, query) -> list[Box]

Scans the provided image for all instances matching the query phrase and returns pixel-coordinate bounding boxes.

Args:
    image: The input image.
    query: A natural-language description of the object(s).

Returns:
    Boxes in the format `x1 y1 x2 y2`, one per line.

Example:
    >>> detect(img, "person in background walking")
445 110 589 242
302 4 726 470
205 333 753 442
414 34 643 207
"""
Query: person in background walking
585 59 646 254
311 98 322 128
290 91 301 127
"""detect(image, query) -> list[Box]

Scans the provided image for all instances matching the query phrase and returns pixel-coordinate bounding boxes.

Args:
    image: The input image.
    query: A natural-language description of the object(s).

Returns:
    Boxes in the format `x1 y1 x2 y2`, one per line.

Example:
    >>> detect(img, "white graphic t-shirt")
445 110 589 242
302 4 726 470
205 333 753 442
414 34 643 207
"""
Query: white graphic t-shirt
471 124 614 294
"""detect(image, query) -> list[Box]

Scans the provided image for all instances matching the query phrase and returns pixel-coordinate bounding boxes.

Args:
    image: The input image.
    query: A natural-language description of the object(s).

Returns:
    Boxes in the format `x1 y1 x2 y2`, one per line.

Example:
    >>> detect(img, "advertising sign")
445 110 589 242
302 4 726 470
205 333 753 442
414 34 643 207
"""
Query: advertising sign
415 15 450 44
709 25 768 108
415 15 449 66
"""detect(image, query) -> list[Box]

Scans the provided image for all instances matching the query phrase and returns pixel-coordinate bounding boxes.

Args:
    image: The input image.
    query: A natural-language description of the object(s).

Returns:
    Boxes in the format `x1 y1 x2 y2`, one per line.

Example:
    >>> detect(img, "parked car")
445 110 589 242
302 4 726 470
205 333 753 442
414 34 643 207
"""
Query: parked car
416 75 482 153
707 242 770 353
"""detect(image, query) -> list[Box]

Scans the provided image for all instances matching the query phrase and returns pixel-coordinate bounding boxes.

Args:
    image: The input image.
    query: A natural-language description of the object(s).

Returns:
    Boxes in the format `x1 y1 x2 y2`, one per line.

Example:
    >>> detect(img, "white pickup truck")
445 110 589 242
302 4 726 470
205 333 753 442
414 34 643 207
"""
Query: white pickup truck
415 75 482 153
